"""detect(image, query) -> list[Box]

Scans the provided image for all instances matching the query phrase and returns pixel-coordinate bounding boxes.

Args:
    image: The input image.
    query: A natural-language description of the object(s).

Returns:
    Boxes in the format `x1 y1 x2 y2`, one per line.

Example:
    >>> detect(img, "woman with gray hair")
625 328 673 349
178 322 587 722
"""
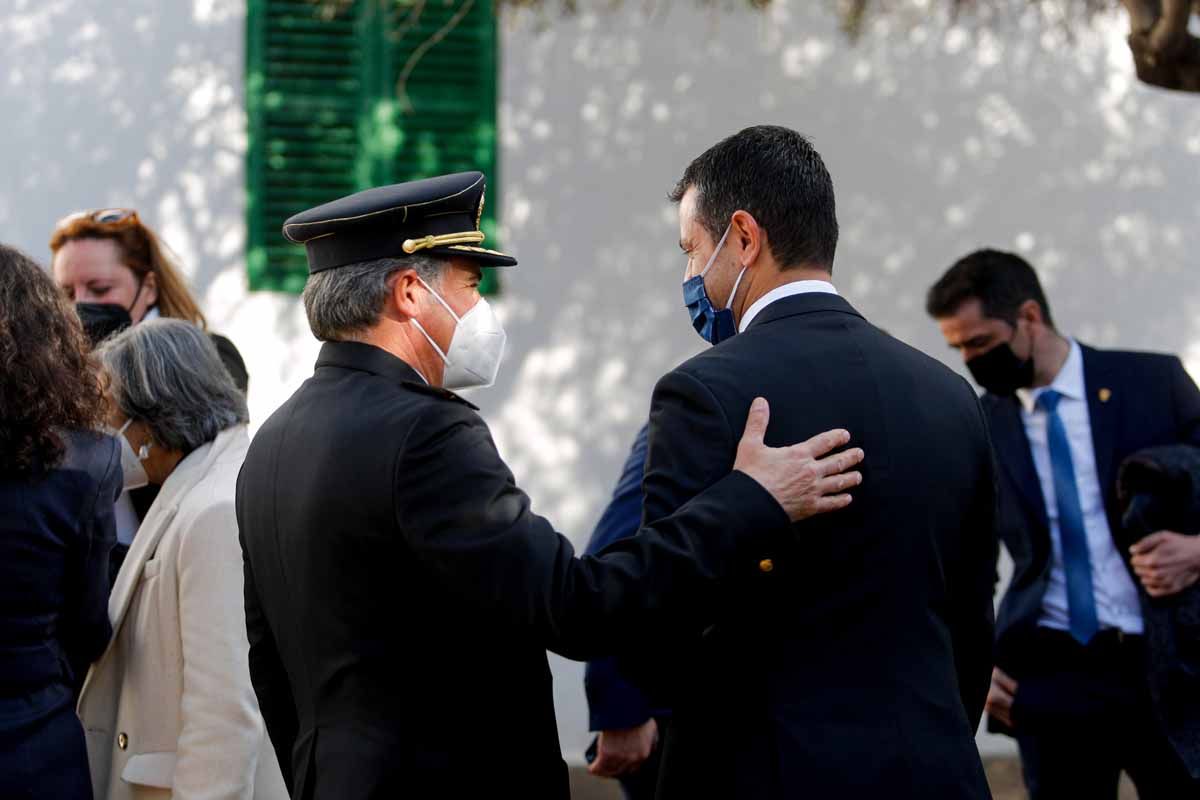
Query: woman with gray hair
76 319 286 800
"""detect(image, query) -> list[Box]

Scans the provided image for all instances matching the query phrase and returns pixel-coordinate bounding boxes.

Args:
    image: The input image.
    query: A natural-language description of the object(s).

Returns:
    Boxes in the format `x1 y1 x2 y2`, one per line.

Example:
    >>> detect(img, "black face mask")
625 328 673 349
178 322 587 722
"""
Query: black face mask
966 341 1035 396
76 302 133 347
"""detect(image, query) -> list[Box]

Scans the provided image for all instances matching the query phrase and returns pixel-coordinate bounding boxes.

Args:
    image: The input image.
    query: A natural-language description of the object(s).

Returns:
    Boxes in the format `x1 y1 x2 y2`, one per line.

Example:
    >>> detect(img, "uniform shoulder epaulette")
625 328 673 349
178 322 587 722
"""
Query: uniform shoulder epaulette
401 381 480 411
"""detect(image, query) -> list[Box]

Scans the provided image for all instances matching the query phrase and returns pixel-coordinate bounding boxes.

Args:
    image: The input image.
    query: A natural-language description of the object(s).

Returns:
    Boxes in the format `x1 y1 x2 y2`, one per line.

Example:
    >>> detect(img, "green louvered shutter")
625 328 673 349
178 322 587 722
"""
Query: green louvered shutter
246 0 500 294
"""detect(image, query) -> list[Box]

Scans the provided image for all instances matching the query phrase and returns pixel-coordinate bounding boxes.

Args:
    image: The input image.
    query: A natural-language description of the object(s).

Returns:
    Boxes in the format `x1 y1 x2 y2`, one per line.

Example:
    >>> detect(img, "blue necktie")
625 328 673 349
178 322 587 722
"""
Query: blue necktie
1038 389 1100 645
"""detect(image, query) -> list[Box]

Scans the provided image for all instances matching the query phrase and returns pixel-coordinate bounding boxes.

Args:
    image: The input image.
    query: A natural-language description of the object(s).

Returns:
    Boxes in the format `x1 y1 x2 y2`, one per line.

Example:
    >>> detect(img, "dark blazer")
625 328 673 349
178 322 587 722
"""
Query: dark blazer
583 421 666 733
235 341 791 800
0 430 120 799
1119 443 1200 778
634 293 997 800
982 345 1200 766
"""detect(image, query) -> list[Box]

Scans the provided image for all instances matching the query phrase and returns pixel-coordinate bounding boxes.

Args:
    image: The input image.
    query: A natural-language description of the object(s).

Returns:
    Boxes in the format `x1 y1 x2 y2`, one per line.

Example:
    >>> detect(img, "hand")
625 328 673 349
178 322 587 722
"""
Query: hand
733 397 864 522
1130 531 1200 598
587 718 658 779
985 667 1018 728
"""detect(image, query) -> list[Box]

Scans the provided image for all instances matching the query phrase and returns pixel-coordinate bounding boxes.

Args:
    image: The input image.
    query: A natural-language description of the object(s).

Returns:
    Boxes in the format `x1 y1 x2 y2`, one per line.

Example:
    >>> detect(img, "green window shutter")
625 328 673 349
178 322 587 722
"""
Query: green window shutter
246 0 501 294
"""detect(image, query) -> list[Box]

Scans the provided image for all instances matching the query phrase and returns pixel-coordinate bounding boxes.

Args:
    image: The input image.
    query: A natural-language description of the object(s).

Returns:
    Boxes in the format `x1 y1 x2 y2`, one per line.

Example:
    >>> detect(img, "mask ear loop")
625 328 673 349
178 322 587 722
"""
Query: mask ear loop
117 418 152 460
696 224 733 280
724 265 749 311
411 275 459 366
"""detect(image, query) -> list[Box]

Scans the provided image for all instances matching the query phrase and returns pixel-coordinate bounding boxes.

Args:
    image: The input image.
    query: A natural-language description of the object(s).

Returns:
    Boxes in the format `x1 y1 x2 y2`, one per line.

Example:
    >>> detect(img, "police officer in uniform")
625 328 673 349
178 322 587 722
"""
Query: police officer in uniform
236 171 865 800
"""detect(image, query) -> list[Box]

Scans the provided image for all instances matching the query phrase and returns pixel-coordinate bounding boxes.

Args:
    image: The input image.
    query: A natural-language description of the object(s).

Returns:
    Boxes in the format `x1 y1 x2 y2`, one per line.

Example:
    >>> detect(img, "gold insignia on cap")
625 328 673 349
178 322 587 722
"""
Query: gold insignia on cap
401 231 487 254
1099 388 1112 403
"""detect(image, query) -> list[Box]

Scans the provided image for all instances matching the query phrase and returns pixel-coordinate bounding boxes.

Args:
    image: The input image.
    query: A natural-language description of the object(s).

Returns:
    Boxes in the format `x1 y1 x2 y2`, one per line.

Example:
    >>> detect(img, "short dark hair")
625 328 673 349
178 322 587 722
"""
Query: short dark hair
925 249 1055 329
669 125 838 271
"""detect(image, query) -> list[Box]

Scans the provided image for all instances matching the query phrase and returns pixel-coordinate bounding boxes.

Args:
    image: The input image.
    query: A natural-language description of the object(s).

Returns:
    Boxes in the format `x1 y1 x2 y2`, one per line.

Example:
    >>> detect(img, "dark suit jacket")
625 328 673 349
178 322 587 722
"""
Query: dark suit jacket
0 430 119 797
983 345 1200 769
235 341 791 800
635 293 996 800
583 421 667 732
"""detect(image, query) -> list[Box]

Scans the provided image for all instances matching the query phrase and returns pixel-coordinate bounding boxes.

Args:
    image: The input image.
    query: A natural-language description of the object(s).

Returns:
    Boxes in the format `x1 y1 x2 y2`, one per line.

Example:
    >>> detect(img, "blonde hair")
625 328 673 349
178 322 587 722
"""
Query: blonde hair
50 212 207 328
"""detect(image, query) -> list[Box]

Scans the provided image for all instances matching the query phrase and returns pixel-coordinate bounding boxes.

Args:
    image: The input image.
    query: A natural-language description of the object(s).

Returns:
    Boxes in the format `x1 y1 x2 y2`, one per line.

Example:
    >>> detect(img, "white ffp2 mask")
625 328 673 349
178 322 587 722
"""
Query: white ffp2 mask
115 418 151 490
411 277 507 391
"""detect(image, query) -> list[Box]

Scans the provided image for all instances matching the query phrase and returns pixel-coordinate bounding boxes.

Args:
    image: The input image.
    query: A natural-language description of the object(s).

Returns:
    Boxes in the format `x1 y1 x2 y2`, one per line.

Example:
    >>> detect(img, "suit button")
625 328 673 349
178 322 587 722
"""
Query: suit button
118 732 128 751
758 558 774 573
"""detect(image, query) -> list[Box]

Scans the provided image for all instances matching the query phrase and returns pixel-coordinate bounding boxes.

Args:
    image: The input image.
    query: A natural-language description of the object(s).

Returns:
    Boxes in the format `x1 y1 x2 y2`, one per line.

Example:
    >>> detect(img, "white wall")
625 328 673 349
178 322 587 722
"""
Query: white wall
4 0 1199 763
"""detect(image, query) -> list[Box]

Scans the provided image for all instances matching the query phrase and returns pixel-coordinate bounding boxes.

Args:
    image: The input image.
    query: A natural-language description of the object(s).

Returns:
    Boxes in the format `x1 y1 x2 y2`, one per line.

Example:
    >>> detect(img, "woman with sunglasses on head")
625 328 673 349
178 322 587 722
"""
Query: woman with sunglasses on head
52 209 250 585
50 208 249 393
0 244 119 800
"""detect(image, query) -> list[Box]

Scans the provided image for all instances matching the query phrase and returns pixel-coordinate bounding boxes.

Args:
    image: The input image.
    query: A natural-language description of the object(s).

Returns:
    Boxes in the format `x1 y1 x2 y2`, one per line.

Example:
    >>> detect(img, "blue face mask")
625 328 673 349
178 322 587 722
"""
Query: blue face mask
682 224 748 345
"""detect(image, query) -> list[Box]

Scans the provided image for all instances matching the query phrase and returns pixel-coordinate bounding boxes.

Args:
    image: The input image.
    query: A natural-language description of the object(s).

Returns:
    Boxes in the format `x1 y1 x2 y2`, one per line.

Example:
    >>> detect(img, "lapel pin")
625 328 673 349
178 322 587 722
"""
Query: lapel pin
1099 388 1112 403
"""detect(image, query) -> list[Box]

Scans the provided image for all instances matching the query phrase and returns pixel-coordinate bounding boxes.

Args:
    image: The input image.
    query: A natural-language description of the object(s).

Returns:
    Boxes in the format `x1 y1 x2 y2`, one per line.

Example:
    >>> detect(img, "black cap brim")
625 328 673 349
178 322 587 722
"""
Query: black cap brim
431 244 518 267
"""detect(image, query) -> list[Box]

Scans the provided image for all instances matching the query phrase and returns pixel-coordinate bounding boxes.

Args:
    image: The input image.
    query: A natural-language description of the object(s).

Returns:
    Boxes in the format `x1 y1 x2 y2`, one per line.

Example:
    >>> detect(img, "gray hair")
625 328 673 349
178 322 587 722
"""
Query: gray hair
97 319 249 453
302 254 442 342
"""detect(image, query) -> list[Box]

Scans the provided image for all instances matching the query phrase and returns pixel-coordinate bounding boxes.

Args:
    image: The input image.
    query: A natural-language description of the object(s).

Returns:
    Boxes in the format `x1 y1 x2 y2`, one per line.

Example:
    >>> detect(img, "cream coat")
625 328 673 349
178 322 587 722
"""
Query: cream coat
78 426 287 800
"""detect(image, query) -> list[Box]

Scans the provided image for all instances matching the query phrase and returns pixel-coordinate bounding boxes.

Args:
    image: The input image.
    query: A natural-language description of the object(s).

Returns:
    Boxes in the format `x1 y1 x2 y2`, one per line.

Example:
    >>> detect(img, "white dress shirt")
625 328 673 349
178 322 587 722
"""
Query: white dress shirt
738 280 839 333
1016 340 1143 635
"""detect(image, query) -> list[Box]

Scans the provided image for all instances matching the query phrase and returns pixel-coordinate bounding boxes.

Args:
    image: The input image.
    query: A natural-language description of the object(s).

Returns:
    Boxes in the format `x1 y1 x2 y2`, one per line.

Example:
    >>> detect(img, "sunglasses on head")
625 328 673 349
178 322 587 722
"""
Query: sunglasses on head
55 208 139 229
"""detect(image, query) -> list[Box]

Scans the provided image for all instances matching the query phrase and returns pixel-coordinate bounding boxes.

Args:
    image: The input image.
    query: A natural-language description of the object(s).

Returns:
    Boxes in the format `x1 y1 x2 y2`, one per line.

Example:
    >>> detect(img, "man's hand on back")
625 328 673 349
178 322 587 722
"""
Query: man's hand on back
733 397 864 522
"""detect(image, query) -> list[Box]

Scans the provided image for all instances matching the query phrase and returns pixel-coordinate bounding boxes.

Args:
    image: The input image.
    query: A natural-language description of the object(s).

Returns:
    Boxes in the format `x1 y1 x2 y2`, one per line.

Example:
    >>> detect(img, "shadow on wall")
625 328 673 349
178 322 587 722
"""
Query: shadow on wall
0 0 318 409
3 0 1198 763
484 1 1200 758
484 0 1200 533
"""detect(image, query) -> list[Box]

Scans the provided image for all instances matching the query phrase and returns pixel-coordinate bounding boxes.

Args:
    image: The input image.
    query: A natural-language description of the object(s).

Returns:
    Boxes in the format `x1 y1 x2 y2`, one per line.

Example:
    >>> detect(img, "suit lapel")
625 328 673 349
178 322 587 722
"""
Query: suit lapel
987 394 1049 530
104 432 228 645
1081 345 1119 497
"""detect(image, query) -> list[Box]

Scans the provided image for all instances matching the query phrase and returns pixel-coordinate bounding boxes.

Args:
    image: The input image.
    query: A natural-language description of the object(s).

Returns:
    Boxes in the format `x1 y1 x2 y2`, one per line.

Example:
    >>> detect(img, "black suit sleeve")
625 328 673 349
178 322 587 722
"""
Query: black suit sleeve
641 369 737 528
393 400 789 661
617 369 742 700
63 435 120 689
948 384 999 728
241 518 297 791
1168 356 1200 446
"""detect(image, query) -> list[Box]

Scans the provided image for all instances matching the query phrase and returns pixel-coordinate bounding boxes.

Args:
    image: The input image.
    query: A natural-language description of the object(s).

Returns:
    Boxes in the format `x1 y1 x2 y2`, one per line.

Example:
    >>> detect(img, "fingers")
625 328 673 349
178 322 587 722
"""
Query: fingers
588 750 629 778
986 697 1013 729
817 471 863 495
739 397 769 447
813 494 854 514
815 448 865 478
993 669 1018 694
801 428 852 459
986 670 1017 728
1142 578 1176 598
1130 532 1168 556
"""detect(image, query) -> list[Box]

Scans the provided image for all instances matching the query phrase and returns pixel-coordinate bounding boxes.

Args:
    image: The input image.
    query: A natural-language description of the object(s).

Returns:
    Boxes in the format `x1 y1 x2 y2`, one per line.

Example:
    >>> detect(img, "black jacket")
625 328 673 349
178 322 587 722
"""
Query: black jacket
983 347 1200 679
632 293 996 800
235 341 790 800
1119 443 1200 778
0 430 119 798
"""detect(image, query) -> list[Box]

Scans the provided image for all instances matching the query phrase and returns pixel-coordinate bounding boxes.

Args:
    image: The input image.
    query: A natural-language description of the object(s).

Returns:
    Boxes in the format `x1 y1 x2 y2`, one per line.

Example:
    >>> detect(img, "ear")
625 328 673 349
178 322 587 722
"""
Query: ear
729 209 764 268
1016 298 1044 327
385 269 425 323
141 271 159 307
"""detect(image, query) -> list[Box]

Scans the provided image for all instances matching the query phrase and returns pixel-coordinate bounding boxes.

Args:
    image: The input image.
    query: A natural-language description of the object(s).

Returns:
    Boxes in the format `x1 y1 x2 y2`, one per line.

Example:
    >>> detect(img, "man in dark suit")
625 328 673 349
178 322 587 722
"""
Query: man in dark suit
235 171 866 800
582 422 669 799
627 125 997 799
926 249 1200 798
